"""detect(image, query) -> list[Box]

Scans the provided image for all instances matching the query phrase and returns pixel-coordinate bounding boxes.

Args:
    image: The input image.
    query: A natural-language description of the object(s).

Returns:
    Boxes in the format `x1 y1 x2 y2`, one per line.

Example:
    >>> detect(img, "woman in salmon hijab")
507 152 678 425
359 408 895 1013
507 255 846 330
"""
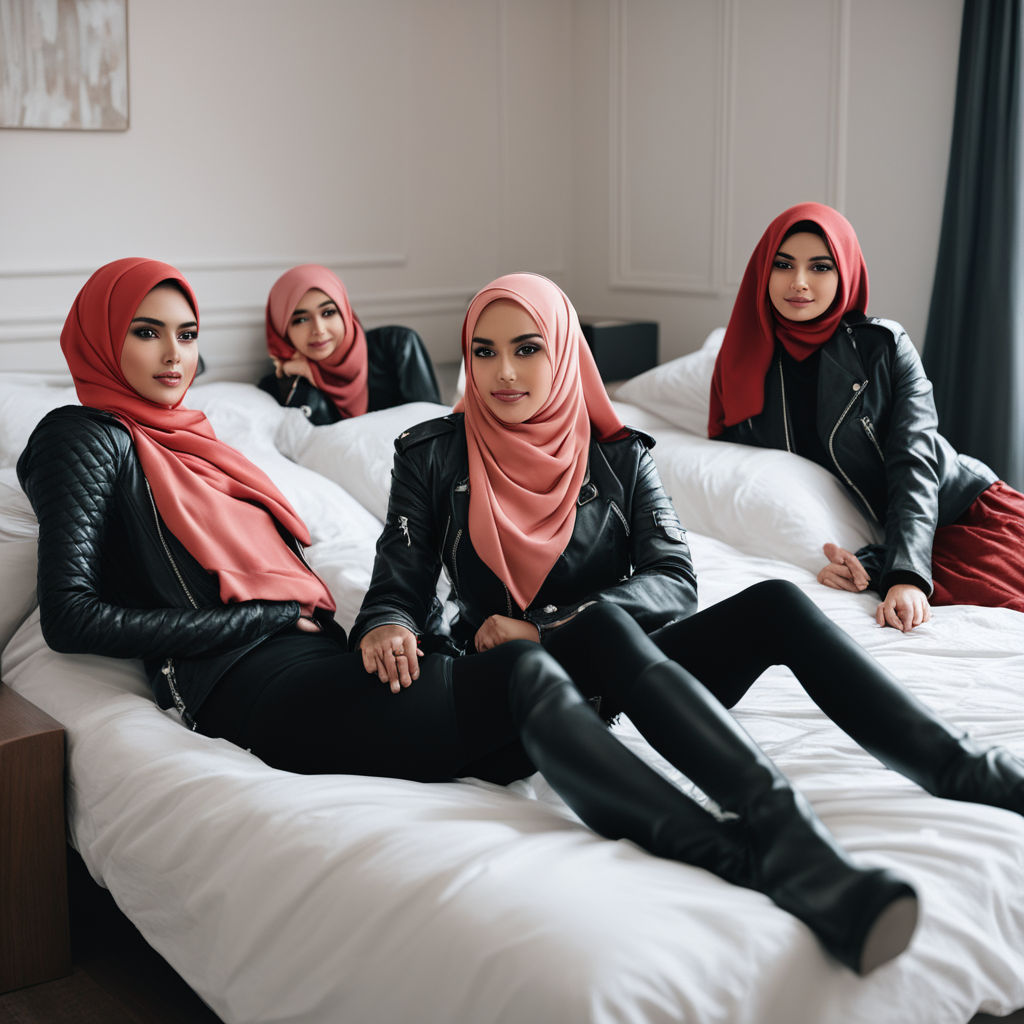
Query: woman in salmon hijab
260 263 440 423
710 202 1024 631
354 272 1024 976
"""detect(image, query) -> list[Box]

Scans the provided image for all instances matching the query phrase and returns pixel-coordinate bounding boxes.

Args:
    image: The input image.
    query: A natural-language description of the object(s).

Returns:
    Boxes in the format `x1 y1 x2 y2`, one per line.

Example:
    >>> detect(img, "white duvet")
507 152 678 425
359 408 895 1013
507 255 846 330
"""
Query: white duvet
3 379 1024 1024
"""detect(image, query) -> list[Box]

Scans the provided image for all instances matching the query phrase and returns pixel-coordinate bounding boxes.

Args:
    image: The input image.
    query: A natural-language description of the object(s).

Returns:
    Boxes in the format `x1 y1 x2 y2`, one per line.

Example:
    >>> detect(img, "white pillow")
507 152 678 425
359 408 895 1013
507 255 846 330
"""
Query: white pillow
0 376 79 468
0 468 39 654
647 429 882 575
613 328 724 435
276 402 452 522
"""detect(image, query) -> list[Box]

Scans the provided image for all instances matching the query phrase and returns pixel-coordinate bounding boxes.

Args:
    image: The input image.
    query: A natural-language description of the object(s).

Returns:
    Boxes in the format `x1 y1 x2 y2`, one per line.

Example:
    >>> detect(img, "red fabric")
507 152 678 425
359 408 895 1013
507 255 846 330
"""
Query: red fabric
62 258 335 615
709 202 869 436
459 273 626 611
930 481 1024 611
266 264 369 418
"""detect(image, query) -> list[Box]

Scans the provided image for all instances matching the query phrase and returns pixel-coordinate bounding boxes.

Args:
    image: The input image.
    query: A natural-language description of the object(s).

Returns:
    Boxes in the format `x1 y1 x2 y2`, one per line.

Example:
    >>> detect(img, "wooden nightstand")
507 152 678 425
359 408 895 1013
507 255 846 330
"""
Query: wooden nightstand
0 682 71 993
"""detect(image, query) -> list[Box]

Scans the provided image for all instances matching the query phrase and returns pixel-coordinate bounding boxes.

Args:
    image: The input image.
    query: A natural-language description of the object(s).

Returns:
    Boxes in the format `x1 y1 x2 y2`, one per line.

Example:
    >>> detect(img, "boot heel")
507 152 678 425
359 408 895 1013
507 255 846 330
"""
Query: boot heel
858 891 919 975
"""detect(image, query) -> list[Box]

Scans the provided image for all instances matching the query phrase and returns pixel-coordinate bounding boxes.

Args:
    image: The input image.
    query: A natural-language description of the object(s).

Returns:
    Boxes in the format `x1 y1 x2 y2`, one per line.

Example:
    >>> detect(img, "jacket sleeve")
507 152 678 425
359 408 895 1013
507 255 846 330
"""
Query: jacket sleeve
21 412 301 660
350 443 445 645
868 333 941 595
527 446 699 635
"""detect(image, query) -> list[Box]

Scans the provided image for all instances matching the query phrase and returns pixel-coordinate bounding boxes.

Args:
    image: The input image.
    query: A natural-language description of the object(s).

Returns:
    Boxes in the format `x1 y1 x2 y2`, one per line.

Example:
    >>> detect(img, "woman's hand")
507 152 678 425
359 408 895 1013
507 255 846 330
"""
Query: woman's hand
817 542 870 592
359 624 422 693
274 354 315 383
876 584 931 632
474 615 540 652
295 616 322 633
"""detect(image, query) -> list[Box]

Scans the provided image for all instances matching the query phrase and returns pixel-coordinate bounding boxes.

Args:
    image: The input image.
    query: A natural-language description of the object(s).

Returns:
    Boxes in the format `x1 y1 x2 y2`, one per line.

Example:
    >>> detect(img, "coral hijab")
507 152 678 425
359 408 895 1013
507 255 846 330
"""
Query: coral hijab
708 202 869 436
266 264 369 418
461 273 625 611
61 258 335 615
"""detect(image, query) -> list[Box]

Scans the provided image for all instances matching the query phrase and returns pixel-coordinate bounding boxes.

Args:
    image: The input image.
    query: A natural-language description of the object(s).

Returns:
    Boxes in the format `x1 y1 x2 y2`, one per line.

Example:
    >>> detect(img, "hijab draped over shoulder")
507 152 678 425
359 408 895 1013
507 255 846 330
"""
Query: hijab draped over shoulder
708 201 869 436
266 264 369 418
62 257 335 615
460 272 625 611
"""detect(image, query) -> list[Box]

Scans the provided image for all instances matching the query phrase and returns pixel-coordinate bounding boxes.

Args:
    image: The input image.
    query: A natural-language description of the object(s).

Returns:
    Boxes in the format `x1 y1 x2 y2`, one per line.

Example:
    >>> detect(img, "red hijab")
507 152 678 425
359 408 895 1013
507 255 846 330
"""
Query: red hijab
266 264 369 418
460 273 625 611
708 202 869 436
62 258 335 615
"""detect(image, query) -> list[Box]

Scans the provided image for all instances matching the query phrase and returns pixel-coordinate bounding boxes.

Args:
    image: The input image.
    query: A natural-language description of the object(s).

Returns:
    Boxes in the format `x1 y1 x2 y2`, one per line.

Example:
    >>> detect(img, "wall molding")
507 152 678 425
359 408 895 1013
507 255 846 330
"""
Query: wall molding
609 0 735 295
0 285 477 343
610 0 850 296
0 253 408 281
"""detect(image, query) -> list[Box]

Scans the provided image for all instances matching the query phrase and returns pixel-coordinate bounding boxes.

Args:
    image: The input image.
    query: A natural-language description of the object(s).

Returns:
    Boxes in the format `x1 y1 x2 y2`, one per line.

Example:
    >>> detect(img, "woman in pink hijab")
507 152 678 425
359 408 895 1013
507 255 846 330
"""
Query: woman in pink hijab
260 263 441 423
351 272 1024 976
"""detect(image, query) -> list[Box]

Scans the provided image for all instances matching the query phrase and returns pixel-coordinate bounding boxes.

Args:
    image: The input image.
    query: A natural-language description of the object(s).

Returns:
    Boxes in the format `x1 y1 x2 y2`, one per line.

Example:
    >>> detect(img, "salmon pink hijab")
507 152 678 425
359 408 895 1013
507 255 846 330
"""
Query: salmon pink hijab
461 273 625 610
62 258 335 615
708 202 869 436
266 264 369 418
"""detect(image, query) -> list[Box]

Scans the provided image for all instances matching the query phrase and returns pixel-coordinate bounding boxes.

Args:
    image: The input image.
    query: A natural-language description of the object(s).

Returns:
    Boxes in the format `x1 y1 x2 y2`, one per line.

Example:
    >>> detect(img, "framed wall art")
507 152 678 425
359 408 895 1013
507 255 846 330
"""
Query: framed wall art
0 0 128 130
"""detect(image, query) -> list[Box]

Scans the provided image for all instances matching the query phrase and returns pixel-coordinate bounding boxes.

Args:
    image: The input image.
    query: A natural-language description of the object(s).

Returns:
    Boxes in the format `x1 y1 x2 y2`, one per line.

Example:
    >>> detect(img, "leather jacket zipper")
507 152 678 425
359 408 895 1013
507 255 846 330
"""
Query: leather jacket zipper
860 416 884 462
450 526 463 596
777 359 793 453
145 481 198 608
145 481 196 727
828 383 878 521
609 500 630 536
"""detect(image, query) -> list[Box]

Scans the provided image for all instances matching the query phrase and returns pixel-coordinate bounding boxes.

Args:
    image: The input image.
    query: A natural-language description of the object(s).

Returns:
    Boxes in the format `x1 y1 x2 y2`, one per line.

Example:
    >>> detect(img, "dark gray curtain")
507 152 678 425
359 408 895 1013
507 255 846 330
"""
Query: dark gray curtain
923 0 1024 489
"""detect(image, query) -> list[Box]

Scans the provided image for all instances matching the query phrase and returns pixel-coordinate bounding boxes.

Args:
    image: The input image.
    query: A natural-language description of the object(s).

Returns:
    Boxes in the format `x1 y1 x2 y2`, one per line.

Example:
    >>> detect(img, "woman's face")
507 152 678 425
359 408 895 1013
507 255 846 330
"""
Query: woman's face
120 284 199 405
286 288 345 361
767 231 839 322
470 299 553 425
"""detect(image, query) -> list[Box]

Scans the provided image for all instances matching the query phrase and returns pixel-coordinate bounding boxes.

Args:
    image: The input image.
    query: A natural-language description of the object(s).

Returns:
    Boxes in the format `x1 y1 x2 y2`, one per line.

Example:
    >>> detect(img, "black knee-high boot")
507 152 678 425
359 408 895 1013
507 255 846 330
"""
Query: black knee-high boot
730 581 1024 815
507 647 750 883
620 657 919 975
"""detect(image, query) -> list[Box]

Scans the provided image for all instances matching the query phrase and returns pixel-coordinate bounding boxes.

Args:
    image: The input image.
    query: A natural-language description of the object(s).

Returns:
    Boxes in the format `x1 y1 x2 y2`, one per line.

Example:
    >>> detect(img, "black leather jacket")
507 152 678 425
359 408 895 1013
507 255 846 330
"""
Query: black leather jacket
259 324 442 425
717 315 996 594
17 406 342 726
352 414 697 652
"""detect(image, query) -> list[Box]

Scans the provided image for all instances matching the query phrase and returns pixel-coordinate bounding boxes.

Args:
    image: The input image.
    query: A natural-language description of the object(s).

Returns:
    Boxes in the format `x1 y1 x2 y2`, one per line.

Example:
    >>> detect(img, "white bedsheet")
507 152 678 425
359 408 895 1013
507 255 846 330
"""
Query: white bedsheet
3 380 1024 1024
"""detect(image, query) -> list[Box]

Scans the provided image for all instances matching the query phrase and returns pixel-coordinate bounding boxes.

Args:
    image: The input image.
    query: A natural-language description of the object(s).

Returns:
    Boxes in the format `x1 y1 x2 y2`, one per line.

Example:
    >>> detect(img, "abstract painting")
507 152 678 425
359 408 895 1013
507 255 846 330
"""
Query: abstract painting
0 0 128 130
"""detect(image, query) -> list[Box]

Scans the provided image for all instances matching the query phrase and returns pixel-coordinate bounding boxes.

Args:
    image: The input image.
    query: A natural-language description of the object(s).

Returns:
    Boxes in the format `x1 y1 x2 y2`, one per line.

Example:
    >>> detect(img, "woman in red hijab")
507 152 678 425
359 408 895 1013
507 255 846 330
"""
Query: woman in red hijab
260 263 440 423
710 202 1024 631
353 272 1024 976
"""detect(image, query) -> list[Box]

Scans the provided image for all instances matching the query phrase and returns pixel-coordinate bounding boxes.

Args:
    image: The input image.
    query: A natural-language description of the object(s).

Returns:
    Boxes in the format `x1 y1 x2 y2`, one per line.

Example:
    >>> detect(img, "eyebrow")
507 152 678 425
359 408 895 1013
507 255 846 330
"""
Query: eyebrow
130 316 198 329
472 333 544 345
291 299 337 316
775 249 835 263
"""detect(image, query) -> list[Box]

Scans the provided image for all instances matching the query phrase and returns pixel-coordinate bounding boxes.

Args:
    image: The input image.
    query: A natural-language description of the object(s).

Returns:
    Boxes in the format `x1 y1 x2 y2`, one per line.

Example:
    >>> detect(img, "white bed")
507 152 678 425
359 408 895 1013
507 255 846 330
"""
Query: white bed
2 353 1024 1024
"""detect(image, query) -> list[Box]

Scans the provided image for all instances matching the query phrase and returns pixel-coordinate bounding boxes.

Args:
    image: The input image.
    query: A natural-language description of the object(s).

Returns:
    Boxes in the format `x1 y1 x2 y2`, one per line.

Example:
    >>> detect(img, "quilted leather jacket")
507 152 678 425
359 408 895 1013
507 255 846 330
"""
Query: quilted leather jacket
352 413 697 652
717 314 996 595
258 324 443 425
17 406 340 727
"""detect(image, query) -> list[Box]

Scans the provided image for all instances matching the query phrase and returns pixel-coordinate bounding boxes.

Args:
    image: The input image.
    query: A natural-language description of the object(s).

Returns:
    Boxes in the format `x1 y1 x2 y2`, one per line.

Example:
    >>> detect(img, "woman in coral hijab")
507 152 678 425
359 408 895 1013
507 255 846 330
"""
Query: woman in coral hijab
710 201 1024 631
260 263 440 423
354 272 1024 976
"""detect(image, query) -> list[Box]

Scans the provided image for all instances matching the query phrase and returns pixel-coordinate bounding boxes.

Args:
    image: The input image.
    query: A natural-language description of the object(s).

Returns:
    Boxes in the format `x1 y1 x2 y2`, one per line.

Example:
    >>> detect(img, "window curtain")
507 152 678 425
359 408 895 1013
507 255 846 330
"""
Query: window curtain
923 0 1024 489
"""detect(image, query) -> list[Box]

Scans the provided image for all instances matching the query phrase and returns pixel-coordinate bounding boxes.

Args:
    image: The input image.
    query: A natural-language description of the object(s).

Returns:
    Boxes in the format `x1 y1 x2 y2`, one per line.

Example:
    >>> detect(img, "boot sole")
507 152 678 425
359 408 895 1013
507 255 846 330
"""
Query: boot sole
858 894 919 975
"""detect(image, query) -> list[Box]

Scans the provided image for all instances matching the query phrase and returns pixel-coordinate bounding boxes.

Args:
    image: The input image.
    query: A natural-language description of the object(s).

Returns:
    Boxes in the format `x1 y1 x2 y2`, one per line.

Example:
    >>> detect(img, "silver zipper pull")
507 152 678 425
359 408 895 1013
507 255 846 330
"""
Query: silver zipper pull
398 515 411 546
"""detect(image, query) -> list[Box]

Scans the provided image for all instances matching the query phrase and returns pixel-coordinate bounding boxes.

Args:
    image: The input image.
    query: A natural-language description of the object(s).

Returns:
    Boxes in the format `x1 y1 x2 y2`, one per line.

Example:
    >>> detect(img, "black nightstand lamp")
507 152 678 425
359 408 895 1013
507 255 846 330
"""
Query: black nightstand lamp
580 319 659 382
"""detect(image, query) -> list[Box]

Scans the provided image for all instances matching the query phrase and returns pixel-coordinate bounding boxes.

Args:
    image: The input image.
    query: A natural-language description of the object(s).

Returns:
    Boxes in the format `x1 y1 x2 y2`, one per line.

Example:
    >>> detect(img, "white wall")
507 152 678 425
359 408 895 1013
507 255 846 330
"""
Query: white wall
0 0 573 380
569 0 964 359
0 0 961 381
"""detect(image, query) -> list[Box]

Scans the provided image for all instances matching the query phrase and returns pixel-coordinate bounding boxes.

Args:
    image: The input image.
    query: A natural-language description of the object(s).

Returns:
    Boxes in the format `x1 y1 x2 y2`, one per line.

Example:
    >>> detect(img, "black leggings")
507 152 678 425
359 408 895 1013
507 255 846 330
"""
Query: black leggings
198 580 893 784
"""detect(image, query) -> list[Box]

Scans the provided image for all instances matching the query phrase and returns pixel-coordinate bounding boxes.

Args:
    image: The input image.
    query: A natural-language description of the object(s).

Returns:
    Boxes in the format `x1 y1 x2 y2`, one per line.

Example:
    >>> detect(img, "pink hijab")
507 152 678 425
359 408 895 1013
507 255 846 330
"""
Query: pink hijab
266 264 369 418
63 258 335 616
460 273 625 610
